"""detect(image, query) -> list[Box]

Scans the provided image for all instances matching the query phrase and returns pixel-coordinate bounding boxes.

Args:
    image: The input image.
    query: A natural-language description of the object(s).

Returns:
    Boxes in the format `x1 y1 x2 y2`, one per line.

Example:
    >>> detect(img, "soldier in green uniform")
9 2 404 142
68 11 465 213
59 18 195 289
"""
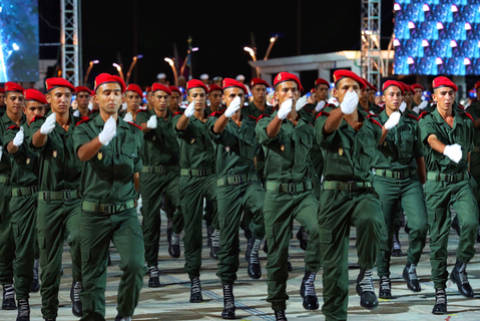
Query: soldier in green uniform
315 70 390 321
74 73 145 321
168 85 182 114
121 84 143 122
209 78 265 319
419 76 479 314
30 77 83 320
256 72 322 321
173 79 217 303
370 81 428 299
74 86 94 118
206 84 224 115
136 82 183 287
5 88 46 321
244 78 273 121
0 82 25 311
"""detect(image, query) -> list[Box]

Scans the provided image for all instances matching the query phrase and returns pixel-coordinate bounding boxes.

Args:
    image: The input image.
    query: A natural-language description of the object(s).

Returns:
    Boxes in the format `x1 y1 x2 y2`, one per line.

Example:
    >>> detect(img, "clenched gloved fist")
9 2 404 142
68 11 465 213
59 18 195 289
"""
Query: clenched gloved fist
340 91 358 115
277 98 293 120
98 116 117 146
12 127 24 147
225 96 241 118
147 115 157 129
443 143 462 163
384 111 401 130
40 113 56 135
184 101 195 118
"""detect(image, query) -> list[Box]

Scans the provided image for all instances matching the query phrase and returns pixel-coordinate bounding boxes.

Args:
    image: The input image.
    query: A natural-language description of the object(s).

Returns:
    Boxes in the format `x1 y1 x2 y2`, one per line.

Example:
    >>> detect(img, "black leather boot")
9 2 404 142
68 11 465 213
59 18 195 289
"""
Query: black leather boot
221 283 235 319
147 266 161 288
356 269 378 309
190 277 203 303
432 288 447 314
379 276 392 299
16 298 30 321
403 263 421 292
300 272 318 310
70 281 82 317
450 260 474 297
2 284 16 310
248 239 262 279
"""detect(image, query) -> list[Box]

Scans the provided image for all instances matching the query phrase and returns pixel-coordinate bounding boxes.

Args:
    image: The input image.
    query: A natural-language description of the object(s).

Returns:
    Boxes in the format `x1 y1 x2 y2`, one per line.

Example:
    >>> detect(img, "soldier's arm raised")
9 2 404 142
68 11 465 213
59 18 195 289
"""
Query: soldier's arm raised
176 101 195 131
426 134 446 154
323 108 343 134
32 130 48 147
77 138 103 161
266 117 282 138
213 114 229 134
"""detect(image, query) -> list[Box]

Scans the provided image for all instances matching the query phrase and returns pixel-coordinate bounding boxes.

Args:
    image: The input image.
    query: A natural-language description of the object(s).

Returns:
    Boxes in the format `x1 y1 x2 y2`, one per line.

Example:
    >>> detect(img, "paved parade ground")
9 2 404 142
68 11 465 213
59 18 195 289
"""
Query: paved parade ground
3 212 480 321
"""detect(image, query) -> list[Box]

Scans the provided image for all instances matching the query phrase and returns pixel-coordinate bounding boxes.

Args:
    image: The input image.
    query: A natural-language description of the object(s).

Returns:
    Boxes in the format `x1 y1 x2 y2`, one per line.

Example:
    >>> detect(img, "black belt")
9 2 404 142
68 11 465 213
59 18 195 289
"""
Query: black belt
373 168 416 179
180 168 213 177
11 186 38 197
217 174 258 186
38 190 79 201
266 180 312 193
323 180 372 191
82 199 136 214
141 165 168 174
426 171 467 183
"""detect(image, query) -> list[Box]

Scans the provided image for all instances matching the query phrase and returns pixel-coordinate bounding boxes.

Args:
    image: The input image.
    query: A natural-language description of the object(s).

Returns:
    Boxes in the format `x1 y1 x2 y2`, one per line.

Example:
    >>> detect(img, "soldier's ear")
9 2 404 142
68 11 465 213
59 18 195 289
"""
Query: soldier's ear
46 93 52 104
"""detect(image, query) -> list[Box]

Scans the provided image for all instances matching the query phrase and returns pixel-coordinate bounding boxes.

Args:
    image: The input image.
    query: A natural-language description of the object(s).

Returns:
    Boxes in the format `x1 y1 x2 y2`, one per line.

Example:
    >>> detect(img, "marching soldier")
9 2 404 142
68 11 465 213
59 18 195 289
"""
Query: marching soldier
210 78 265 319
173 79 217 303
207 84 224 115
256 72 322 320
168 85 182 114
30 77 83 320
315 70 389 321
371 81 428 299
419 76 479 314
74 86 93 118
73 73 145 321
122 84 143 122
0 82 25 311
5 88 46 321
244 78 273 121
136 83 183 287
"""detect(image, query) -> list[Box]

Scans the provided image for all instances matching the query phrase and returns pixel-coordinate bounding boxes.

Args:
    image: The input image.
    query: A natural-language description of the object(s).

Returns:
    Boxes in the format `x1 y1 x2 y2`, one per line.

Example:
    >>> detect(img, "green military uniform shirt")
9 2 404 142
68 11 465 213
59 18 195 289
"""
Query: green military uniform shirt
243 101 274 122
419 108 474 174
29 112 82 191
136 109 179 167
315 107 382 182
256 112 313 182
0 113 19 182
373 110 423 170
73 114 143 203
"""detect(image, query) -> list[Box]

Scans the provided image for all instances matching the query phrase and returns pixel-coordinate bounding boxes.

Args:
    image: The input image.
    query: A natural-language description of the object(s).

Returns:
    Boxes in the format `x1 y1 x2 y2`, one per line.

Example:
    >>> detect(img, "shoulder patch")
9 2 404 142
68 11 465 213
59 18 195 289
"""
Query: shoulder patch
247 115 258 121
136 109 147 114
464 112 474 122
367 116 383 128
29 115 45 125
256 113 268 123
315 111 330 119
173 111 183 116
417 111 428 120
75 116 91 127
406 113 419 121
7 124 19 130
127 121 142 130
209 111 223 118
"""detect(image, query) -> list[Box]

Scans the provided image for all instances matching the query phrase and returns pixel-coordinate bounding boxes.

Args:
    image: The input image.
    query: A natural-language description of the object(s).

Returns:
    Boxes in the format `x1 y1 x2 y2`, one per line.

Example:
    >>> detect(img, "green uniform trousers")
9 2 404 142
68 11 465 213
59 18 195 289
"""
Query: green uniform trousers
424 178 479 289
319 189 386 321
0 184 14 285
373 176 428 277
10 193 37 299
216 181 265 284
140 171 182 267
263 189 320 311
37 196 82 319
80 207 145 321
179 174 217 279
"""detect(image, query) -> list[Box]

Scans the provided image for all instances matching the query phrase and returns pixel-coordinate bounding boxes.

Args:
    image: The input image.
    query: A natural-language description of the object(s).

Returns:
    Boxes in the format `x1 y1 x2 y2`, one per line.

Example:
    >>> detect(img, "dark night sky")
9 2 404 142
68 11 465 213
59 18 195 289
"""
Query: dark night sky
38 1 394 89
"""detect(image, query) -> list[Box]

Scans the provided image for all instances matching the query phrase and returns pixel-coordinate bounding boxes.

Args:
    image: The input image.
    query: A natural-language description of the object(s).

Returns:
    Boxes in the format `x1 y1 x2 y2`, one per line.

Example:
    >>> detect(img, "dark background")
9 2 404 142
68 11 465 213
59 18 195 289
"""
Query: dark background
38 0 394 90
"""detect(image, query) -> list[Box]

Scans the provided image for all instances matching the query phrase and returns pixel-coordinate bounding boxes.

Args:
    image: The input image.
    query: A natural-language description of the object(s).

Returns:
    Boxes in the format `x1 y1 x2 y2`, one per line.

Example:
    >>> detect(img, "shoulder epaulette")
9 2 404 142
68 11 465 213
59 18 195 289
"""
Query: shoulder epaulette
406 113 418 121
136 109 147 114
209 111 223 117
417 111 428 120
75 116 91 127
7 124 19 130
464 112 474 123
247 115 258 121
29 115 45 125
127 121 142 130
173 111 183 116
315 111 330 119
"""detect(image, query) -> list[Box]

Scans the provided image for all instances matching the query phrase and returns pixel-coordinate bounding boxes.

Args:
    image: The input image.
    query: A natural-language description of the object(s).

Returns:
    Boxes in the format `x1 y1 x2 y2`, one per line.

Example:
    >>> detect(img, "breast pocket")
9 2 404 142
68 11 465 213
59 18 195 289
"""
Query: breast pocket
396 125 414 162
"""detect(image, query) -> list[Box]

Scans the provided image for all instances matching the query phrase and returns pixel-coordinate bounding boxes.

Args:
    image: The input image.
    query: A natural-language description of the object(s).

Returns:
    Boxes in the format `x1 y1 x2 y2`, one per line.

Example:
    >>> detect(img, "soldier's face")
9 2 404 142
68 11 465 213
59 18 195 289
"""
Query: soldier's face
187 88 206 110
5 92 24 115
223 87 245 117
413 88 422 101
315 84 329 101
76 92 90 109
274 81 298 106
47 87 72 115
208 90 223 107
169 92 181 108
152 90 169 113
94 83 123 115
383 86 402 112
124 91 141 110
24 101 45 124
433 87 455 110
251 85 267 103
333 78 360 104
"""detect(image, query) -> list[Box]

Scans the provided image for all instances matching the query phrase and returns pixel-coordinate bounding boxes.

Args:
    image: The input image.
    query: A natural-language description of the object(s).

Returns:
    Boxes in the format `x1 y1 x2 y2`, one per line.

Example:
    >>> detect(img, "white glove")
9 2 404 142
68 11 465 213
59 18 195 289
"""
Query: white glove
277 98 293 120
340 91 358 115
146 115 157 129
443 143 462 163
123 112 133 122
315 101 326 112
384 111 401 130
98 116 117 146
40 113 56 135
412 106 420 114
224 96 242 118
399 101 407 112
12 127 24 147
184 101 195 118
328 97 339 107
418 100 428 110
295 95 308 112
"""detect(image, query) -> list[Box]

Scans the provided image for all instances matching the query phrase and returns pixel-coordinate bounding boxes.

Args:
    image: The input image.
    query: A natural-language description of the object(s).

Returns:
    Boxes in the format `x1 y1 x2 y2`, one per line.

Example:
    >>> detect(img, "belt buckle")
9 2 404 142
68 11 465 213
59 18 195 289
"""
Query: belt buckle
64 190 71 199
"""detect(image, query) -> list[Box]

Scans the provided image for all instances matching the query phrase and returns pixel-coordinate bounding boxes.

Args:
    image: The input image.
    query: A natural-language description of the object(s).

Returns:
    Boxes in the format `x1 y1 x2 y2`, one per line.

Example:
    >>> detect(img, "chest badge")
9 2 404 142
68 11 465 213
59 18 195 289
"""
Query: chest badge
190 138 196 144
338 147 344 156
280 145 285 152
225 146 230 152
26 158 31 165
97 152 103 161
52 150 57 158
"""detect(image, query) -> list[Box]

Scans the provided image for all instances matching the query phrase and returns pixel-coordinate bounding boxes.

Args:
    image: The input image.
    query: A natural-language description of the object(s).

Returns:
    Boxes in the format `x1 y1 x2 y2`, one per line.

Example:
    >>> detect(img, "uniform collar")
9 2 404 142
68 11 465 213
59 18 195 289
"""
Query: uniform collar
432 107 460 129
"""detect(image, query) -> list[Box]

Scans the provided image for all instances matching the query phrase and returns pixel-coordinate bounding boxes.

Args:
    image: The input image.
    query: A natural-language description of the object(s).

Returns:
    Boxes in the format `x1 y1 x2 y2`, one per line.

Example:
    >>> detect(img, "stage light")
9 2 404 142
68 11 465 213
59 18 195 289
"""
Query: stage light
407 57 415 65
435 57 443 65
393 3 401 11
12 43 19 51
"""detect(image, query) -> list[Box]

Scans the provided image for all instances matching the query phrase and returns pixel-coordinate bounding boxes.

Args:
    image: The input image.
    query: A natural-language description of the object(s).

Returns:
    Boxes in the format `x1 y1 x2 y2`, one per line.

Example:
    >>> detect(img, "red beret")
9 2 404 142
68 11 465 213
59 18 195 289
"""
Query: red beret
45 77 74 92
4 82 24 93
169 86 181 94
208 84 223 93
474 81 480 90
186 79 208 92
0 87 4 93
399 82 413 93
222 78 248 94
333 70 365 89
382 80 404 94
314 78 329 87
75 86 93 95
94 73 126 93
126 83 144 97
151 83 172 95
24 89 47 104
250 78 269 88
411 83 424 91
273 72 303 92
432 76 457 92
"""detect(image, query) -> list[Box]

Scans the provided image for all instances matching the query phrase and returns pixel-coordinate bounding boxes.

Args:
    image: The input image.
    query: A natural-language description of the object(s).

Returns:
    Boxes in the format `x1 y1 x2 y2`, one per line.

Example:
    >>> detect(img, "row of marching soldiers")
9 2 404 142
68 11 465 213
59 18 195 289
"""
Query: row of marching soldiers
0 68 478 321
